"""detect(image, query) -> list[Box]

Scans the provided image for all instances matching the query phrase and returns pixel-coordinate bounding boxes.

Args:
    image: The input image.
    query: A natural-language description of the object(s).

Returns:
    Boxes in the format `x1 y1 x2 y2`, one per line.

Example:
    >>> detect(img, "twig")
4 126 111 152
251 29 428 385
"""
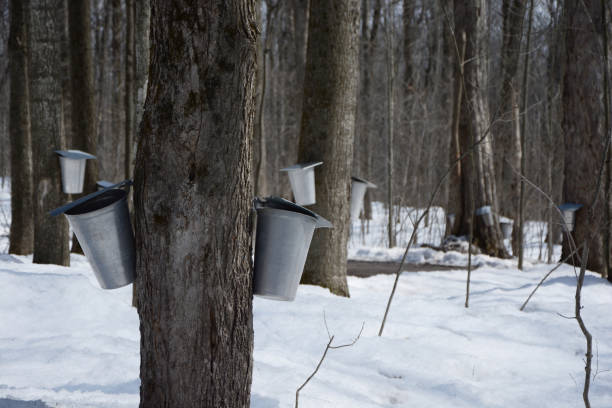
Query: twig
520 243 584 311
575 244 592 408
295 321 364 408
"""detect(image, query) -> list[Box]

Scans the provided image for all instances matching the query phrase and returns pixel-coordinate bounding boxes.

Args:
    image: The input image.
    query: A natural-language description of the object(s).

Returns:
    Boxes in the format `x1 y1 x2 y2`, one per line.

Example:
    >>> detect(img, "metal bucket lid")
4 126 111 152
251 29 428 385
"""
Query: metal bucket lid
54 149 97 160
559 202 583 212
475 205 492 215
50 180 132 217
351 176 377 188
280 162 323 172
254 196 332 228
65 189 126 216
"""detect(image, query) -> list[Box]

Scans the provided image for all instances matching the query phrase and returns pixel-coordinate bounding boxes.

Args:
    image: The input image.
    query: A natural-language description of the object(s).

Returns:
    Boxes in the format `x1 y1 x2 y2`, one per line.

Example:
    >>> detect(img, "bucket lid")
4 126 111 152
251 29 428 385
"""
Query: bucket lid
280 162 323 172
50 179 133 216
254 196 332 228
96 180 115 189
498 215 513 224
559 202 583 212
351 176 377 188
54 149 97 160
475 205 492 215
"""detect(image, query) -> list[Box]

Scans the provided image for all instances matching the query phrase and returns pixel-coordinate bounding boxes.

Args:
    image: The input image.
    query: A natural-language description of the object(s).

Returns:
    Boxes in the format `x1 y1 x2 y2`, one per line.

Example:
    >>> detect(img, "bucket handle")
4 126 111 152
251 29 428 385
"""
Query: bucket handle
50 179 133 217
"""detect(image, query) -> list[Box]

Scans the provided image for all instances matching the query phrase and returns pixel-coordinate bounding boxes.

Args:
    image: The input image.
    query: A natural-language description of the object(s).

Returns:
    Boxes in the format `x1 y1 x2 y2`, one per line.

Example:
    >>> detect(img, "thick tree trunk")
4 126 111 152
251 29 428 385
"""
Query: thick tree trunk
134 0 150 129
561 0 607 276
8 0 34 255
496 0 526 255
68 0 98 254
454 0 508 257
134 1 257 406
297 0 361 297
30 0 70 266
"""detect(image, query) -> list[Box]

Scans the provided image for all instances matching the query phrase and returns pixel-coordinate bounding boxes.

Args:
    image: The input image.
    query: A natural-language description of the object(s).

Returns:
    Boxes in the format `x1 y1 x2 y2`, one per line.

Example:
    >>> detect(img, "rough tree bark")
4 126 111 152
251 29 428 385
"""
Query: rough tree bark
8 0 34 255
30 0 70 266
134 1 257 406
561 0 608 276
496 0 526 255
297 0 361 297
453 0 508 257
68 0 98 254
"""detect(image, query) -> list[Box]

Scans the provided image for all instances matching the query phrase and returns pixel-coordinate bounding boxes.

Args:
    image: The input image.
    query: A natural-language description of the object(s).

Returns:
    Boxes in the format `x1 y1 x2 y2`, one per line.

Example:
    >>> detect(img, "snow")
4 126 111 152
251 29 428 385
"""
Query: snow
1 179 611 407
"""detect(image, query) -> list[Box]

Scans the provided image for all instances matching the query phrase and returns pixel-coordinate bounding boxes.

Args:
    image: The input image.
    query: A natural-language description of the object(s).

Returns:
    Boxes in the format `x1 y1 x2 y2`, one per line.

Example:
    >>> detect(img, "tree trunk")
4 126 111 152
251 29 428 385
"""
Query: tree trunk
30 0 70 266
125 0 135 181
68 0 98 254
561 0 607 276
134 0 150 129
297 0 360 297
385 3 396 248
134 1 257 406
496 0 526 255
454 0 508 257
8 0 34 255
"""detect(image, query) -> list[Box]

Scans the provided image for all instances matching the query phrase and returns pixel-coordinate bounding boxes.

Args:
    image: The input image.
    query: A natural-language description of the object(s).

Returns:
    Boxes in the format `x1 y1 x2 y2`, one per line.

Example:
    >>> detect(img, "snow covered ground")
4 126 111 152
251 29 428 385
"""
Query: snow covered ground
1 179 611 407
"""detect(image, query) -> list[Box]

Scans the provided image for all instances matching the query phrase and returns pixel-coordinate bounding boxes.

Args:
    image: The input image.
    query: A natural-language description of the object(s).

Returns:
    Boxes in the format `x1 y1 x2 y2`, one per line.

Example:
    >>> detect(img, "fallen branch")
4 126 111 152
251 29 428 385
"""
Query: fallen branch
520 243 584 311
295 319 364 408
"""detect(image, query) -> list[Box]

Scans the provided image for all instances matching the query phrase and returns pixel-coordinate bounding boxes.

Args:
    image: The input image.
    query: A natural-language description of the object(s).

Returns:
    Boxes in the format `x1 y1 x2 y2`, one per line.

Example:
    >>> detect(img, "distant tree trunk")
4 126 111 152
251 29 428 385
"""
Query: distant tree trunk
68 0 98 254
561 0 607 276
134 0 257 406
298 0 361 296
134 0 150 129
453 0 508 257
361 0 381 222
385 3 396 248
8 0 34 255
496 0 526 255
125 0 135 181
110 0 123 181
30 0 70 266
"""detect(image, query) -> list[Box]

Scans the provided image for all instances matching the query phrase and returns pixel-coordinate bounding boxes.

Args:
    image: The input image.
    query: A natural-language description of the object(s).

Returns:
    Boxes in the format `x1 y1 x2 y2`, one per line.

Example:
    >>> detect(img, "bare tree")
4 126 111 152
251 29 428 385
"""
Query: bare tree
134 0 257 405
561 0 609 276
451 0 508 257
495 0 526 255
297 0 361 296
68 0 98 254
30 0 70 266
8 0 34 255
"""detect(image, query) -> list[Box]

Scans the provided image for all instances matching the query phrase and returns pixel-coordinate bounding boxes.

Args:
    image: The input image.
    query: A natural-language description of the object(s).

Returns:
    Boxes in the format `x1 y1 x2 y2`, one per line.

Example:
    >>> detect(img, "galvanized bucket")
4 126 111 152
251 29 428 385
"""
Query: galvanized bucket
50 180 135 289
499 216 513 239
475 205 494 226
253 196 332 301
280 162 323 206
447 213 456 229
559 203 583 232
55 150 96 194
350 177 377 220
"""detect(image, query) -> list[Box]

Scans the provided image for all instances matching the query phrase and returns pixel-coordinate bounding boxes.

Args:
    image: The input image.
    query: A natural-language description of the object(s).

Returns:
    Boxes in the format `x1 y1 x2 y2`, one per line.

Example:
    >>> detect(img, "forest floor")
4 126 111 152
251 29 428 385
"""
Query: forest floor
1 181 611 407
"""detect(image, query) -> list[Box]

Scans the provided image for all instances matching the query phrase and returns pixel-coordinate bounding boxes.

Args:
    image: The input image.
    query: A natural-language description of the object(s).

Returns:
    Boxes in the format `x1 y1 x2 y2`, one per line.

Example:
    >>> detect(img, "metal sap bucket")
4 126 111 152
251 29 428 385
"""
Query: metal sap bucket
499 216 513 239
447 213 456 228
55 150 96 194
280 162 323 206
475 205 494 226
253 197 332 301
96 180 114 190
559 203 583 232
350 176 377 220
50 180 135 289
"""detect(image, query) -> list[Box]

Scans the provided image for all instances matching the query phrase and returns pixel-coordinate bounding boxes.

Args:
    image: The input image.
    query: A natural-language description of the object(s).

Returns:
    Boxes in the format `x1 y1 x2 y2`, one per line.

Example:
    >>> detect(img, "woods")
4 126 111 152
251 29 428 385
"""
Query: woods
1 0 611 406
